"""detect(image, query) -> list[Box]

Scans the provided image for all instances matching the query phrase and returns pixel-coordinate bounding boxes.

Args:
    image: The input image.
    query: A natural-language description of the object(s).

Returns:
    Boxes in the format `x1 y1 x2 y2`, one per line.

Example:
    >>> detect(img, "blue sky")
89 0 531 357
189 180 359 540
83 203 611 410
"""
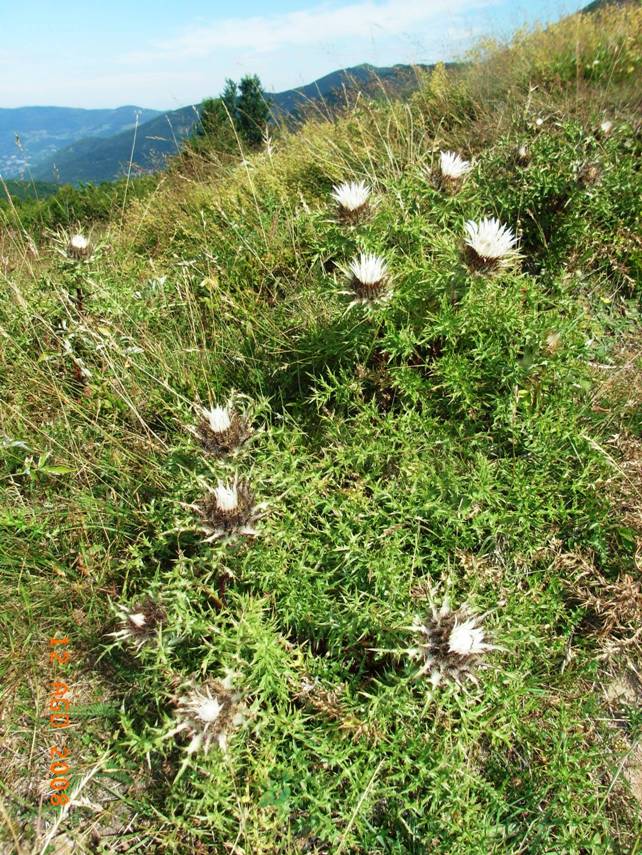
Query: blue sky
2 0 589 110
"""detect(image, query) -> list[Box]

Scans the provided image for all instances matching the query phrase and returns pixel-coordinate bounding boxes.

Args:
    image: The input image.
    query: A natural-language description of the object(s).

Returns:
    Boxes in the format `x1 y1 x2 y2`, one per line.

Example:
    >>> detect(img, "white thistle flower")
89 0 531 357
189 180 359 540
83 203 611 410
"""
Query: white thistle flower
67 233 92 260
205 406 232 433
110 598 165 652
331 180 371 222
187 478 267 543
439 150 472 182
407 600 495 687
463 217 519 272
166 675 246 754
341 252 391 308
192 398 252 456
214 483 239 513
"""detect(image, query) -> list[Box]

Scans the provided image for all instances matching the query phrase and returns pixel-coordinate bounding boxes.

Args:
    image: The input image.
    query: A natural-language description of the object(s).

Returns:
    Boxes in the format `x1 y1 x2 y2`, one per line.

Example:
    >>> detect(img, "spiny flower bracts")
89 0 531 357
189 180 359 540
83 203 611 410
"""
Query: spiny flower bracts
110 597 166 652
463 217 519 273
194 401 252 456
341 252 391 309
190 478 266 543
167 675 246 754
331 180 371 223
407 600 495 687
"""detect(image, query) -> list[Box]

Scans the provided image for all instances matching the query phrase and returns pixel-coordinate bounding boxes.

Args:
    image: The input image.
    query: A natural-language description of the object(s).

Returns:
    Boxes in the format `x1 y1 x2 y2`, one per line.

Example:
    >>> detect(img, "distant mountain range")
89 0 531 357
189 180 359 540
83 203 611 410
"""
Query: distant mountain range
1 64 429 186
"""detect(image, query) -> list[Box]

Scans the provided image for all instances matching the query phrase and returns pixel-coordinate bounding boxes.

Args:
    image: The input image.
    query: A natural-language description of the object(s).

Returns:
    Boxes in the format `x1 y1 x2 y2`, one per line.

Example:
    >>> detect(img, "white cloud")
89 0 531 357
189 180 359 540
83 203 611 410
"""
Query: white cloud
125 0 495 62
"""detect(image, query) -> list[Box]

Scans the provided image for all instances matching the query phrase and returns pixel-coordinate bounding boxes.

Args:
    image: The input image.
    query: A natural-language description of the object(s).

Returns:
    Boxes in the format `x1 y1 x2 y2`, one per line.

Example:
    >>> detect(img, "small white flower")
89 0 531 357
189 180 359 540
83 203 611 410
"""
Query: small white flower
193 398 252 456
187 478 267 543
166 676 246 754
439 151 471 180
464 217 519 271
349 253 387 285
67 233 92 260
448 619 488 656
535 117 545 128
110 598 165 652
407 600 496 687
214 482 239 512
331 180 371 213
205 406 232 434
599 119 613 135
342 252 391 308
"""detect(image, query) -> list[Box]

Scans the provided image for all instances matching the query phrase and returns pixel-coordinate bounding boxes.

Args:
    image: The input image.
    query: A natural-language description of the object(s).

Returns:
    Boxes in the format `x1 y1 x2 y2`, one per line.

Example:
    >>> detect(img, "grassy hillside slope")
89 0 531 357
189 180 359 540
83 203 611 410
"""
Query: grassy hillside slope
1 5 641 853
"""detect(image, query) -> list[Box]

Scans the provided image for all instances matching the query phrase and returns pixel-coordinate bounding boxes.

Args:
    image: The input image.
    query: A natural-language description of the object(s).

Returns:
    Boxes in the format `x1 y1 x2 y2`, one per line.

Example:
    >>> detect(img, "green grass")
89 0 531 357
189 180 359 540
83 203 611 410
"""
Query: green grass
1 4 641 853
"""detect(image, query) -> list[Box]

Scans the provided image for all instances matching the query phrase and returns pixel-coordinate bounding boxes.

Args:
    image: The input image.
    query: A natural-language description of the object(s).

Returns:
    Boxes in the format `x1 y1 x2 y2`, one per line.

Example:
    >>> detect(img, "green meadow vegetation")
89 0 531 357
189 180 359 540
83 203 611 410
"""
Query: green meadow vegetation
1 4 641 853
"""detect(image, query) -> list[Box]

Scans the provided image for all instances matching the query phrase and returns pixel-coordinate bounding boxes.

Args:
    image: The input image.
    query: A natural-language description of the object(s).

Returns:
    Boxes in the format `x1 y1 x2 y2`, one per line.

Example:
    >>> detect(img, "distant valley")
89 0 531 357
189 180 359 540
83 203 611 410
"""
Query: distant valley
1 64 428 186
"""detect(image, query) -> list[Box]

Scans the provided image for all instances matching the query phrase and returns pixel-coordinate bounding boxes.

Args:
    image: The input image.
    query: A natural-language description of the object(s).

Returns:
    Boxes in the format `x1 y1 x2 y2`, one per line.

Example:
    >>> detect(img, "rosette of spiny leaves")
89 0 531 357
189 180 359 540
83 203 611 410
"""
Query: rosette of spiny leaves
109 596 166 653
166 672 246 754
186 477 267 544
406 599 496 687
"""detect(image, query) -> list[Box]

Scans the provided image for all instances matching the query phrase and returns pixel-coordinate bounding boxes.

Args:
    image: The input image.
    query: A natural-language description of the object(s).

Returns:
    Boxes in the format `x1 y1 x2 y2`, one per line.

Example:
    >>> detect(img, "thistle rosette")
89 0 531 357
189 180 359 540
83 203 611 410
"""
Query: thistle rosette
407 600 495 687
188 478 266 544
110 597 166 652
167 674 246 754
193 400 252 456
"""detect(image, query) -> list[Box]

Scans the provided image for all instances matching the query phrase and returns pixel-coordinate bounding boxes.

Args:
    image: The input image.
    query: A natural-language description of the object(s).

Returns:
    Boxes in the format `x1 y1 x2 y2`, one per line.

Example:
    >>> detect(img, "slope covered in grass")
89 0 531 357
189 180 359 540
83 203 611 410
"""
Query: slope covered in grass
1 5 641 853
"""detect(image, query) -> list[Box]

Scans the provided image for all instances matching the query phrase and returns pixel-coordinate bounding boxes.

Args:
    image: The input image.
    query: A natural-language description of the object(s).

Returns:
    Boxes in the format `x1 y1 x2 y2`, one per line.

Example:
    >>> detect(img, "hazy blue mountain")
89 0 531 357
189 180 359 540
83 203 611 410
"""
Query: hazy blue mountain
31 64 430 185
0 106 161 177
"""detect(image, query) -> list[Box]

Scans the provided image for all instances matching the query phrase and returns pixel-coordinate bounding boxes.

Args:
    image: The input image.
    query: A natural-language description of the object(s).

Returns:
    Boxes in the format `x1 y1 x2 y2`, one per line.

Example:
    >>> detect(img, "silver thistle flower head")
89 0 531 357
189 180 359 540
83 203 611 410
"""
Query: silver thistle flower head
110 597 166 651
342 252 391 308
190 478 266 543
331 180 371 222
167 674 246 754
66 233 92 261
439 150 472 181
463 217 519 272
194 399 251 456
407 600 495 687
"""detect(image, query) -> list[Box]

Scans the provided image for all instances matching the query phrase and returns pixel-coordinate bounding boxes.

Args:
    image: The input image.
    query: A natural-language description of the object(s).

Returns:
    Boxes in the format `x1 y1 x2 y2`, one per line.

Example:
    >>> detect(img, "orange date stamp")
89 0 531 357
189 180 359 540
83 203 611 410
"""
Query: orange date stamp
47 636 73 806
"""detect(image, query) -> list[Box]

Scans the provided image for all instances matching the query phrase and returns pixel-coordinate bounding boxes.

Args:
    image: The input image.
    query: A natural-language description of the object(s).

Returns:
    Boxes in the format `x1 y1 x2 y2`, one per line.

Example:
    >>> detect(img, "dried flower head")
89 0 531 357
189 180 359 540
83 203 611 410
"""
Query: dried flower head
110 597 166 652
408 600 495 687
545 331 562 354
66 233 92 261
438 151 471 193
463 217 519 272
599 119 613 137
189 478 266 543
577 162 601 188
167 675 246 754
342 252 391 308
534 117 545 129
331 180 371 223
193 401 251 456
516 144 531 166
